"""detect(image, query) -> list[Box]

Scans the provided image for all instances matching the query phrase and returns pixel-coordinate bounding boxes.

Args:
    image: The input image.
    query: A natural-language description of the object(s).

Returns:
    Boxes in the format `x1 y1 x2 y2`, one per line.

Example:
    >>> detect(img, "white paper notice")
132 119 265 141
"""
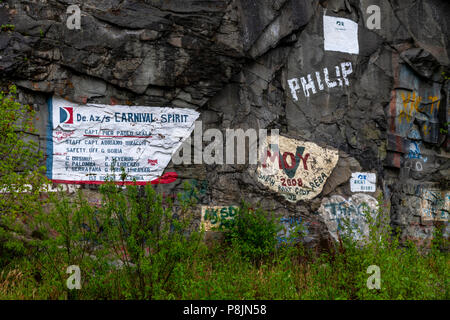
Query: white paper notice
350 172 376 192
46 96 200 184
323 15 359 54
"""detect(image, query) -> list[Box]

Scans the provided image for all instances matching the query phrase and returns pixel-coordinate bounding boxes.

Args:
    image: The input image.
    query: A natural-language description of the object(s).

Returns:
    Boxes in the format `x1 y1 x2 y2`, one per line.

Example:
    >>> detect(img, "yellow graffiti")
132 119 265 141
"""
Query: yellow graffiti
399 92 422 124
428 96 441 115
398 92 440 124
422 124 430 137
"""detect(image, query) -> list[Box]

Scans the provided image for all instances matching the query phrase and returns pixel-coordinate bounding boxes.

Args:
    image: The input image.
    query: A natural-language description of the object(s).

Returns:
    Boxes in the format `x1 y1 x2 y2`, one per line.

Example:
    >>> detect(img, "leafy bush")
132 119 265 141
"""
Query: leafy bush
0 186 448 299
0 85 46 268
225 202 280 262
29 179 204 299
300 195 449 300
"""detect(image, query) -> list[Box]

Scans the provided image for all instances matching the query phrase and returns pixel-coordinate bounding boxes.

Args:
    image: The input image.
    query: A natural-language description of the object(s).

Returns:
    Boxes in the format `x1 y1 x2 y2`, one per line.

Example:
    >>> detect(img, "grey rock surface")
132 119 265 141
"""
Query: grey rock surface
0 0 448 248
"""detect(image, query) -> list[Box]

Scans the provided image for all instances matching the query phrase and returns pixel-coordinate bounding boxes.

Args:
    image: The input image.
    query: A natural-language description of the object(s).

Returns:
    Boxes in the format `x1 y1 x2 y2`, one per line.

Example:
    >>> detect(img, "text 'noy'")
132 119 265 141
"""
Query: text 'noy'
287 62 353 100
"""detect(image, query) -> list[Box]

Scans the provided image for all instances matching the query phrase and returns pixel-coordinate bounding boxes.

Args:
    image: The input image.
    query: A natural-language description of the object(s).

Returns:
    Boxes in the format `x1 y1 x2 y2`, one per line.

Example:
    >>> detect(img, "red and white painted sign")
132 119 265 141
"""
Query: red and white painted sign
46 96 199 185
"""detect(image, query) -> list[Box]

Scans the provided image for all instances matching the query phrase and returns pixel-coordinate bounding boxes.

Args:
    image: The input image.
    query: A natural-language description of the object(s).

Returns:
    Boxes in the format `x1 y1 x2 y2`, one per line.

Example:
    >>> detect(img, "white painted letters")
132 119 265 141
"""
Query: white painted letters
287 62 353 100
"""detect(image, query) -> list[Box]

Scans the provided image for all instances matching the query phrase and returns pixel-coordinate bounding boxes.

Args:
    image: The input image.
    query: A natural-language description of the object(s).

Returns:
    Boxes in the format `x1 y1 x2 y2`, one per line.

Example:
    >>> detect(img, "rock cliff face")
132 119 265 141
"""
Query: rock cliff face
1 0 449 248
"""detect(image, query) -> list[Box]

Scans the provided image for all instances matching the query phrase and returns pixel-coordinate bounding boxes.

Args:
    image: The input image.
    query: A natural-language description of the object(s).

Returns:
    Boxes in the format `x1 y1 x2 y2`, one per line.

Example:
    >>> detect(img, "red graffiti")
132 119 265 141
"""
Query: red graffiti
150 172 178 185
262 147 310 171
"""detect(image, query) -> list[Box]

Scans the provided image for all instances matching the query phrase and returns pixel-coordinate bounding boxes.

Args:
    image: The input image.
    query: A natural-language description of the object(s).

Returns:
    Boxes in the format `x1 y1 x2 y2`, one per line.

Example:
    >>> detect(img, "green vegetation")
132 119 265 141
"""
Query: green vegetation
442 71 450 81
224 202 280 262
0 85 46 269
0 179 448 299
0 86 448 300
440 122 449 134
0 24 15 32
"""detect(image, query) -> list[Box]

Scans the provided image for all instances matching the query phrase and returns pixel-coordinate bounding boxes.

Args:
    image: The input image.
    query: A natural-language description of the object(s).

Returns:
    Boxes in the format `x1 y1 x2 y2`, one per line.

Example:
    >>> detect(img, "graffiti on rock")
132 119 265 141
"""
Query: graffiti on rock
180 179 209 201
256 135 338 203
420 189 449 221
398 92 440 125
407 141 428 162
201 205 238 231
388 65 441 143
277 216 310 245
287 62 353 100
386 63 443 168
319 194 378 242
403 158 425 173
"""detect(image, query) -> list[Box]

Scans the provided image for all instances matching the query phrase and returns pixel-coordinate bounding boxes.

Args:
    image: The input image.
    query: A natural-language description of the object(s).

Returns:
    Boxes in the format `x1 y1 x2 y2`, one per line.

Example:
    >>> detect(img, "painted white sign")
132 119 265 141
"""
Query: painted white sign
47 96 200 184
350 172 376 192
323 15 359 54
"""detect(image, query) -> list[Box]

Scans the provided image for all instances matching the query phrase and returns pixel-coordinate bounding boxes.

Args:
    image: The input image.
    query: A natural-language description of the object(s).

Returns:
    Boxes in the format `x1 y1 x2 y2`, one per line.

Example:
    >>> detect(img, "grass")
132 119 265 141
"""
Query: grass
0 173 447 300
0 230 448 300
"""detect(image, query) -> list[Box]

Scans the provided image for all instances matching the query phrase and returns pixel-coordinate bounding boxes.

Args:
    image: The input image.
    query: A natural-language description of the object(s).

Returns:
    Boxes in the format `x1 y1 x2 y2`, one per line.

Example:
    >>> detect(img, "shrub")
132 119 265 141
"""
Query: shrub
300 194 449 300
31 177 204 299
0 85 46 268
225 202 280 262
